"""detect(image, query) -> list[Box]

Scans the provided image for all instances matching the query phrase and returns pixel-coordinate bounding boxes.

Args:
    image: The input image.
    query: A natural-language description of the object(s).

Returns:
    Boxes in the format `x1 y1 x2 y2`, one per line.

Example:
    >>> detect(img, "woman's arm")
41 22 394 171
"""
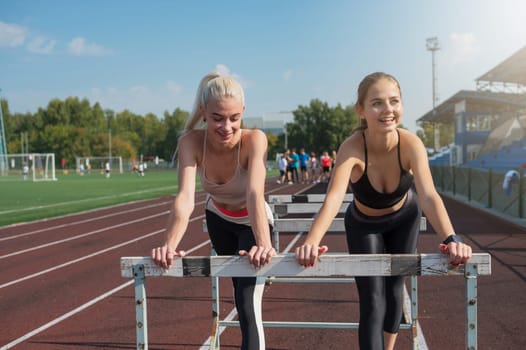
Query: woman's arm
152 132 198 269
243 129 275 268
407 131 472 264
296 137 355 266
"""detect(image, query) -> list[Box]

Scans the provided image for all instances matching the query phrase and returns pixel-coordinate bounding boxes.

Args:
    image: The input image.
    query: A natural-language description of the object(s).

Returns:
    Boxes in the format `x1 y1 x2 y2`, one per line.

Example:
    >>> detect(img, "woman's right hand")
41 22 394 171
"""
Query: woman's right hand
295 244 328 267
151 244 186 269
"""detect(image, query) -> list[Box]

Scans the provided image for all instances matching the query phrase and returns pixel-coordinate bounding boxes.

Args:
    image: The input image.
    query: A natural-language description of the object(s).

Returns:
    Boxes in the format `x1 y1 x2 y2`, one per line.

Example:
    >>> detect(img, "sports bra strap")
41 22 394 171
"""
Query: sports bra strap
362 132 368 172
362 130 403 173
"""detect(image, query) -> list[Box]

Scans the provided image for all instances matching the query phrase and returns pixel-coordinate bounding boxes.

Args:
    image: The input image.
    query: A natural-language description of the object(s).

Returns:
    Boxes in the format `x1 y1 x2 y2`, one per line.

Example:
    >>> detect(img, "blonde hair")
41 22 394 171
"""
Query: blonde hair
184 72 245 131
352 72 401 133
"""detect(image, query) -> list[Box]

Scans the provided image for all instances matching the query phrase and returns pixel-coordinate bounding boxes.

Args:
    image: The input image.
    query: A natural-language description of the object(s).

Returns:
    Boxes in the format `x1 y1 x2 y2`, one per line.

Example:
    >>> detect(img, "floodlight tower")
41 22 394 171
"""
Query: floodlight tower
426 37 440 151
0 89 8 176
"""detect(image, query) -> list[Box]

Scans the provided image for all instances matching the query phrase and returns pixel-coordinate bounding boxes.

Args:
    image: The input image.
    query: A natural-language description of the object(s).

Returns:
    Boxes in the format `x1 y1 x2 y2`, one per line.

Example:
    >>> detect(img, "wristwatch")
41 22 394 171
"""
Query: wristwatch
443 234 462 245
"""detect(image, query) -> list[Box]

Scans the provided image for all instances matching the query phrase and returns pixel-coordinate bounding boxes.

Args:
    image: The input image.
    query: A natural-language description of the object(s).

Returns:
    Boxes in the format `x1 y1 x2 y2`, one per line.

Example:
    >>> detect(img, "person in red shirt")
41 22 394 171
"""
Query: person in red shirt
319 151 332 182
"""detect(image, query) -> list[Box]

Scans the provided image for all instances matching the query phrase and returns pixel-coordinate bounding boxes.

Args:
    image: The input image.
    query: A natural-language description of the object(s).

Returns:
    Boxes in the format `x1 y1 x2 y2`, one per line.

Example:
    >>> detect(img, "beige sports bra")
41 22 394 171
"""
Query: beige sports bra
198 129 248 206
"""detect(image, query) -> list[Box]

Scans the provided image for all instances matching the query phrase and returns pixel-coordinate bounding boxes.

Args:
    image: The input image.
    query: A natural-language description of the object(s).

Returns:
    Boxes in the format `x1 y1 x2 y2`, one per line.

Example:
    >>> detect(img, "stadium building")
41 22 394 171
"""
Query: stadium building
419 45 526 173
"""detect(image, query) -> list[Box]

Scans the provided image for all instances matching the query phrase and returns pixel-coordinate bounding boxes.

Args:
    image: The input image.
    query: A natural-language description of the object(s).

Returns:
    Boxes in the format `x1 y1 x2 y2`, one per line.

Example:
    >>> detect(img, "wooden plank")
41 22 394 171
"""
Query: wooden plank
202 217 426 232
273 217 427 232
271 202 350 216
269 193 354 203
274 218 345 232
121 253 491 278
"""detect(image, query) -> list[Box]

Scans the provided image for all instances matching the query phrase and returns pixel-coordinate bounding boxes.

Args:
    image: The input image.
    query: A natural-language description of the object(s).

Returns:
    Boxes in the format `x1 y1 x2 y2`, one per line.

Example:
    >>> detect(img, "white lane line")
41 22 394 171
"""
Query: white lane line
0 211 169 260
0 186 178 215
0 200 171 242
199 308 239 350
0 229 163 290
403 285 428 349
0 280 135 350
0 214 205 289
0 237 210 350
0 184 284 349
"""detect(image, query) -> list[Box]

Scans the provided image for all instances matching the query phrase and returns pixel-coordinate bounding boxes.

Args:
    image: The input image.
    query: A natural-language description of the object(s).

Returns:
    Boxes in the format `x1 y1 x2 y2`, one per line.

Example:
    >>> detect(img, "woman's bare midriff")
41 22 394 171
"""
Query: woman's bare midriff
215 201 247 213
354 192 407 217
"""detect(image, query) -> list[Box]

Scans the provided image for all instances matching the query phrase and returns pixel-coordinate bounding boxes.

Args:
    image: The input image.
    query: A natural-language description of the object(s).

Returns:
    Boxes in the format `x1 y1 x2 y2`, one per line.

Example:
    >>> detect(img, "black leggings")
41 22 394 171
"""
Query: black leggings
205 210 272 350
344 189 421 350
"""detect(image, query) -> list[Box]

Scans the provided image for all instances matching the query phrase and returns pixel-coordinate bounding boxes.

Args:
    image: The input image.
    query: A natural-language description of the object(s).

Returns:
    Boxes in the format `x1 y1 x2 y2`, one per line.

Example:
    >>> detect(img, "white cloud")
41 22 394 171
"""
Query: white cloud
215 63 253 89
129 85 149 96
67 37 112 56
283 69 292 82
88 83 191 117
27 36 57 54
448 32 480 64
0 21 27 47
215 64 231 76
166 80 183 96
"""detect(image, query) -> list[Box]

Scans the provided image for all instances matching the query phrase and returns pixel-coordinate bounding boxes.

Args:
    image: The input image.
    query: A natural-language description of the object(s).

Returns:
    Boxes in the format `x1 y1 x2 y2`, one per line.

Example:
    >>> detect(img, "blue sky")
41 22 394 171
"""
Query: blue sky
1 0 525 132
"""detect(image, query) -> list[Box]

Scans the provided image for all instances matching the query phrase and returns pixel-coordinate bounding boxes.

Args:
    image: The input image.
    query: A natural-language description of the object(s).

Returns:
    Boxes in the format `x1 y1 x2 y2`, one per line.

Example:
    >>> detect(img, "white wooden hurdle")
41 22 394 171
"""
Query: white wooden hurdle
267 195 426 349
121 253 491 350
144 192 450 349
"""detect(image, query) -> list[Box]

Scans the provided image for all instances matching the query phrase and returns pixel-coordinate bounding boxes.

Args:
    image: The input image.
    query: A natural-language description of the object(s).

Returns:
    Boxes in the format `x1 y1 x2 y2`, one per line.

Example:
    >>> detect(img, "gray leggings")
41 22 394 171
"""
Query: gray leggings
344 189 421 350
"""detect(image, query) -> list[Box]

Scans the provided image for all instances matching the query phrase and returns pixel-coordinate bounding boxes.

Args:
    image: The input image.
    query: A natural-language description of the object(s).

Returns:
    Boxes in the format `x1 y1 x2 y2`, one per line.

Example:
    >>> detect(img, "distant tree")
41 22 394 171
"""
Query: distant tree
286 99 360 154
266 133 279 160
162 108 188 162
142 113 166 158
113 110 144 153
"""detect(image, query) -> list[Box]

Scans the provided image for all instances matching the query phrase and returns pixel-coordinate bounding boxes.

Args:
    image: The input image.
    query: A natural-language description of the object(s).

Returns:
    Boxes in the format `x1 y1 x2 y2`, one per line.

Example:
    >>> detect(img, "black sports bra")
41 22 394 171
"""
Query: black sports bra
350 130 414 209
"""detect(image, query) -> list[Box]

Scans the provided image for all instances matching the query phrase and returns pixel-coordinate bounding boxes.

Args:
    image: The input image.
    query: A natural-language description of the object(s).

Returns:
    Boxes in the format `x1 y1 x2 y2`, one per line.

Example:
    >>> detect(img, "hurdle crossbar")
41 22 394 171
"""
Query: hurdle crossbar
273 217 427 233
203 217 427 234
121 253 490 278
268 193 354 203
121 253 490 350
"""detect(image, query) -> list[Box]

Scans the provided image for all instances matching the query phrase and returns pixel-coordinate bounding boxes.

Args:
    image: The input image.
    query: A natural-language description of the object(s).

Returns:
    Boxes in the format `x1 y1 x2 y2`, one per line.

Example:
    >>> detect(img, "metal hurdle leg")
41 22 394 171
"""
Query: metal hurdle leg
210 248 220 350
133 264 148 350
210 275 220 349
466 262 478 350
411 275 418 350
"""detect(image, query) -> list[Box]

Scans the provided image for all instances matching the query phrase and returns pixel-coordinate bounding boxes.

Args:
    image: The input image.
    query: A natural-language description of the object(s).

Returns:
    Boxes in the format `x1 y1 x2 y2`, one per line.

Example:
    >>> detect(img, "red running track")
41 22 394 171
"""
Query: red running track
1 179 525 349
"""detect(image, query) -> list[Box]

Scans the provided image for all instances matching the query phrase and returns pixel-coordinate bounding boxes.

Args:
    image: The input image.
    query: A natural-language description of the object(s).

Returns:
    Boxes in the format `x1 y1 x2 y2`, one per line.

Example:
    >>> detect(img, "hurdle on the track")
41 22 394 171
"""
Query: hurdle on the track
121 253 491 350
267 195 426 350
201 194 426 348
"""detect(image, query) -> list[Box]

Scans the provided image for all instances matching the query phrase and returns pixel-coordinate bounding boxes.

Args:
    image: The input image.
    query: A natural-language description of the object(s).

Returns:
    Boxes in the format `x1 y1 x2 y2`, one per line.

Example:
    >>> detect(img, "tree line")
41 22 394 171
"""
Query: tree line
1 97 447 168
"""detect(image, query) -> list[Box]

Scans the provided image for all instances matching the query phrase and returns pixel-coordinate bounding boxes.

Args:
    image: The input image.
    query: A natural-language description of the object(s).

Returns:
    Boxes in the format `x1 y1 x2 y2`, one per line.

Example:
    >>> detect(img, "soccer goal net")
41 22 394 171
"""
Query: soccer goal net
0 153 57 181
75 156 123 174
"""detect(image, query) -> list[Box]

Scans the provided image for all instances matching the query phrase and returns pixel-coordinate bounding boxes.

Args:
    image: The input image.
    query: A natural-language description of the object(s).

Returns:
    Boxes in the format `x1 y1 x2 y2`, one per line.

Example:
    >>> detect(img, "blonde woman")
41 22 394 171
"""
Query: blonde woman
152 72 275 350
296 72 472 350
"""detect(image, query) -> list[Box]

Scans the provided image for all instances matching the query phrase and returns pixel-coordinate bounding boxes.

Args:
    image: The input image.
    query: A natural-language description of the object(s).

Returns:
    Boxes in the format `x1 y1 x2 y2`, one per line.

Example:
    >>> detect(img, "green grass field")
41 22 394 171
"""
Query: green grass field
0 171 181 227
0 169 279 227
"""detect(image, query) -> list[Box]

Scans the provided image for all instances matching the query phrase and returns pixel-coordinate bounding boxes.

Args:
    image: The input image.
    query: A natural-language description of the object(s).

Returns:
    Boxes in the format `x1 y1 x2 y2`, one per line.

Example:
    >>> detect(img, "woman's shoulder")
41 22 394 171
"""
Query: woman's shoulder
241 128 267 145
180 128 204 139
341 131 363 149
397 128 427 161
398 128 425 147
178 129 205 149
242 128 265 138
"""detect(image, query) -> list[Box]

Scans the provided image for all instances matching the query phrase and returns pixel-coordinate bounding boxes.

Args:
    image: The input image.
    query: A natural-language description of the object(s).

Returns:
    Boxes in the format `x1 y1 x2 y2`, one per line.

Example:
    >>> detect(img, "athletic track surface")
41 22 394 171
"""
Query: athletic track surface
1 178 525 349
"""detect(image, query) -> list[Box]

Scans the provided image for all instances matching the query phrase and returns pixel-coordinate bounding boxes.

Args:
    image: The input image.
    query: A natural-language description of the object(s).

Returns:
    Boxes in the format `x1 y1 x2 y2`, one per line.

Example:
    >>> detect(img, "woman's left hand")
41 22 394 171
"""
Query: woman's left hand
239 245 277 268
440 242 472 266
